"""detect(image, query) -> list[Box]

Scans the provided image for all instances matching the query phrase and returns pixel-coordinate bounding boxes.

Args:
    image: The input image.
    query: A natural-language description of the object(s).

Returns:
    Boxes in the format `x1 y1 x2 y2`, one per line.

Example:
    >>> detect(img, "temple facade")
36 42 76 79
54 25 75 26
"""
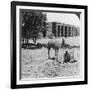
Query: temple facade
46 22 80 38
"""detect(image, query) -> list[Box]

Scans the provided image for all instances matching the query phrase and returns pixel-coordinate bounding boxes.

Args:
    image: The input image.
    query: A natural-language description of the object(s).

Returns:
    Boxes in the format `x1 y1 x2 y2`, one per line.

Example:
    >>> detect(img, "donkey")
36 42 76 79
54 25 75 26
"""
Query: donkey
47 39 62 61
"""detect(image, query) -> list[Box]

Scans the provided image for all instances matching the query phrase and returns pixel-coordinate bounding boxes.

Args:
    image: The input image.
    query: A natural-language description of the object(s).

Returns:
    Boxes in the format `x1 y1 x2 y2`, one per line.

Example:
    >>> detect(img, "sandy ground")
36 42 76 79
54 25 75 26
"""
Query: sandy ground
21 37 80 79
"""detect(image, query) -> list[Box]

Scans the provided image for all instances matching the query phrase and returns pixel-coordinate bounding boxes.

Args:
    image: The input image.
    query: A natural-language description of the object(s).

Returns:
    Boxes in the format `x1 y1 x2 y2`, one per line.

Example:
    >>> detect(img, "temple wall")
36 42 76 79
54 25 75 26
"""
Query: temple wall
47 22 80 38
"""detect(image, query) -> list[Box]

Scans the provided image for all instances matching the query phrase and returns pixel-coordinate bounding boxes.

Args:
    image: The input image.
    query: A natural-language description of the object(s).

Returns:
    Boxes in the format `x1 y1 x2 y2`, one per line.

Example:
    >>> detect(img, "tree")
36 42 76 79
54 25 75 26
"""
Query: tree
21 10 47 44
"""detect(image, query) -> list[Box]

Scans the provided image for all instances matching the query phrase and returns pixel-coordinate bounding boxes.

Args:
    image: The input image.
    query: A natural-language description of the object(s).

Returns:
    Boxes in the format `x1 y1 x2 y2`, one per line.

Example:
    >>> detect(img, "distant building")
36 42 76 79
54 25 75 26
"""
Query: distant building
46 22 80 38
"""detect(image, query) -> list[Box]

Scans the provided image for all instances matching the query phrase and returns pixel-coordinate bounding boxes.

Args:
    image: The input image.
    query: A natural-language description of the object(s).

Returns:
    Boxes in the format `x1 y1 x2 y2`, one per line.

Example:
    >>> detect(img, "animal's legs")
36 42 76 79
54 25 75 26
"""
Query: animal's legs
48 47 50 59
55 49 58 61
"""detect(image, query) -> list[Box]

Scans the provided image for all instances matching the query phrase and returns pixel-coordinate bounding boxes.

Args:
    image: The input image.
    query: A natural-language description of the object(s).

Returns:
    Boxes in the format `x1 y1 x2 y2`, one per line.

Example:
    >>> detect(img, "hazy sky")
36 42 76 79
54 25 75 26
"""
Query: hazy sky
46 12 80 27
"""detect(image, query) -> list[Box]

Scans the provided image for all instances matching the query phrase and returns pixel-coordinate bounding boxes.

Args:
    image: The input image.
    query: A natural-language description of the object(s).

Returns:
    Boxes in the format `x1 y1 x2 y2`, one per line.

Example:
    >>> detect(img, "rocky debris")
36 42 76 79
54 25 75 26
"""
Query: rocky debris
21 58 79 79
21 37 80 79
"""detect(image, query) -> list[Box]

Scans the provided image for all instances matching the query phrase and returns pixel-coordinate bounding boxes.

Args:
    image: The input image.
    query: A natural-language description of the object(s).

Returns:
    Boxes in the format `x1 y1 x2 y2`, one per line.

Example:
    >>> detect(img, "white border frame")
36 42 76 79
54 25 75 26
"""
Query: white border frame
16 5 85 85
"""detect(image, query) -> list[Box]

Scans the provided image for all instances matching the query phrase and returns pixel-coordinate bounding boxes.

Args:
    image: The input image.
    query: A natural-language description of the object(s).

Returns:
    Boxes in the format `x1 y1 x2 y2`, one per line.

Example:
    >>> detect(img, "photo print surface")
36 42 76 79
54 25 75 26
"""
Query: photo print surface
20 9 80 79
16 5 85 84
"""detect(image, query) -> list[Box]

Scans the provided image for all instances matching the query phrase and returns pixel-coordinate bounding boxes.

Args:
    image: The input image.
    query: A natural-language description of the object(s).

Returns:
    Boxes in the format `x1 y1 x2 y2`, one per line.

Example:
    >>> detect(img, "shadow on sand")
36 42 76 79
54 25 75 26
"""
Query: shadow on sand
22 43 44 50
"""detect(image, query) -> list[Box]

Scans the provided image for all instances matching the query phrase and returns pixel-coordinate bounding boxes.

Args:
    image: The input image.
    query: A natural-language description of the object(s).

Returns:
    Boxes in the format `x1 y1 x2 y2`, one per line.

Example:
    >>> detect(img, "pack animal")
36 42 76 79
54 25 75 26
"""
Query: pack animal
47 39 62 61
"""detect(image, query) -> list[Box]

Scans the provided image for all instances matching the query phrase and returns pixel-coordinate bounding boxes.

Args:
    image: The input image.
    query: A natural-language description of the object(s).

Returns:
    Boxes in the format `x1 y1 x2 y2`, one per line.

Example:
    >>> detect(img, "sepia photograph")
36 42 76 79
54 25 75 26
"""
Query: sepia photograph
11 1 87 89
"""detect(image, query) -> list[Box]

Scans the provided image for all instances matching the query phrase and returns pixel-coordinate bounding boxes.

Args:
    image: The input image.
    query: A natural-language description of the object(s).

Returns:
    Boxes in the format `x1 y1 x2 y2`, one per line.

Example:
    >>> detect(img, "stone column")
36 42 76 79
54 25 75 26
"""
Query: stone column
73 27 74 37
56 24 58 37
69 26 71 37
63 25 65 37
71 26 73 37
64 25 67 37
67 25 69 37
60 24 62 37
74 29 76 36
70 26 72 37
72 27 74 36
58 25 60 37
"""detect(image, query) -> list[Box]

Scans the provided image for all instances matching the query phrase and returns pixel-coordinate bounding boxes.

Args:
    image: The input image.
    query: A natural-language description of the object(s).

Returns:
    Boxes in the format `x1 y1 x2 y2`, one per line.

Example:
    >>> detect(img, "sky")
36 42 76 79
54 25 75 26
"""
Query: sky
46 12 80 27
